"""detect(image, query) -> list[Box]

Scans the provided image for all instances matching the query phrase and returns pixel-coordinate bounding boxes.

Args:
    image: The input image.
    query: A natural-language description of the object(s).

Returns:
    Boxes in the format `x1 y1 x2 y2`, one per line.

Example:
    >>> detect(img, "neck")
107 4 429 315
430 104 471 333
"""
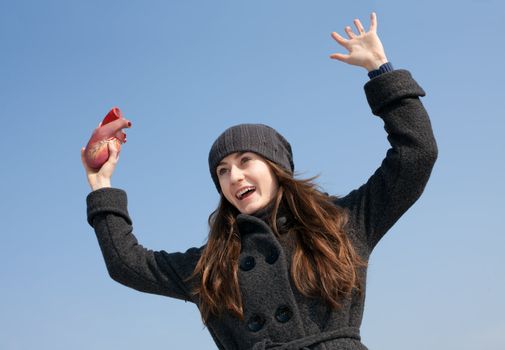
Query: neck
251 197 276 219
248 198 290 232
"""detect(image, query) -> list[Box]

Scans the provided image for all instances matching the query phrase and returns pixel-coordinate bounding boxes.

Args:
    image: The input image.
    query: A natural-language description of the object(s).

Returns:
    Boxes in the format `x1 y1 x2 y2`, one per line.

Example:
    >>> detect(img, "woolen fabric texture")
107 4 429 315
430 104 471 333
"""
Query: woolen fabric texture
86 69 438 349
208 123 294 192
367 61 394 79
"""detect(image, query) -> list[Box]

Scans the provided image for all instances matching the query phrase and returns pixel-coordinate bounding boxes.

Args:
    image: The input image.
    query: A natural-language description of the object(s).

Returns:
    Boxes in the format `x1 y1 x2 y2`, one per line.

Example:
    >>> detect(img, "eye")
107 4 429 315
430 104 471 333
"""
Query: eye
217 168 228 176
241 156 251 164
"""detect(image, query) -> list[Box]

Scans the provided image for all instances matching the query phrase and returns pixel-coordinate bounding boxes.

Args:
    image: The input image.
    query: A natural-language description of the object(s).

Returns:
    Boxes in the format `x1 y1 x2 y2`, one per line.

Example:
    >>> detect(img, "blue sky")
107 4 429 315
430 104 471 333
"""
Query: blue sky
1 0 504 349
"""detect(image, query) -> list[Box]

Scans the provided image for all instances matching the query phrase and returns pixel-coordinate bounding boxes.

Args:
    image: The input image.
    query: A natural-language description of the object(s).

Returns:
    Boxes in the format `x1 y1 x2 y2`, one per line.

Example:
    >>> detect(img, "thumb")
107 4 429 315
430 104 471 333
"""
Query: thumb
329 53 350 62
107 141 120 162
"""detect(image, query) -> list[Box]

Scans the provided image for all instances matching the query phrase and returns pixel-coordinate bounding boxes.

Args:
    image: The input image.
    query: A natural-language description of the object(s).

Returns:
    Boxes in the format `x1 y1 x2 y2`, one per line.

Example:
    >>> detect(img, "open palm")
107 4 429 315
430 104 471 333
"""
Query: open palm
330 12 388 72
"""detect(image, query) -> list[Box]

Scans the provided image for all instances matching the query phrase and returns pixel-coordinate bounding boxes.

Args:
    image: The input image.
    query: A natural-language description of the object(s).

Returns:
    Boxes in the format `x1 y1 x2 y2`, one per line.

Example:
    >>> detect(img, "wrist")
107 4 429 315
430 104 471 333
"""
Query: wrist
91 178 111 191
365 57 389 72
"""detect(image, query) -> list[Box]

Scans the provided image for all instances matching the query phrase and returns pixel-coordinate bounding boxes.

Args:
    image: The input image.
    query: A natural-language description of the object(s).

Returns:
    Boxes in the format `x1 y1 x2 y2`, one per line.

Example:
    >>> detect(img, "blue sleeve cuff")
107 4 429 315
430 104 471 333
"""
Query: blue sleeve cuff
368 62 394 79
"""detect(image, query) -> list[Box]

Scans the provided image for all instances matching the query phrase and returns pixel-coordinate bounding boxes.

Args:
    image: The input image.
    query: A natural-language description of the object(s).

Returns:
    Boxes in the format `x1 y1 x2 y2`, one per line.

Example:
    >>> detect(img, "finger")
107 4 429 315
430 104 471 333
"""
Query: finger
354 19 365 35
370 12 377 32
329 52 350 62
344 26 356 39
81 147 95 174
107 141 119 160
331 32 348 47
81 147 89 168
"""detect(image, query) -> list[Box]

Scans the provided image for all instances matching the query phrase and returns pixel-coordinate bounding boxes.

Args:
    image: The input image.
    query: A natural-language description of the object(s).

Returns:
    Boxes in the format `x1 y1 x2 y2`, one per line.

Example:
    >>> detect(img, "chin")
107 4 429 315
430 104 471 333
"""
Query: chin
239 203 262 215
239 207 255 215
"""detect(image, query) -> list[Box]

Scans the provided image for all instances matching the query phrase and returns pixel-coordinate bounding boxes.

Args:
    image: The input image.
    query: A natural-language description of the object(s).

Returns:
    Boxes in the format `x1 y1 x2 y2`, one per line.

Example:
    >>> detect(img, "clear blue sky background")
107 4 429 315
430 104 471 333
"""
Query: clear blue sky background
1 1 504 349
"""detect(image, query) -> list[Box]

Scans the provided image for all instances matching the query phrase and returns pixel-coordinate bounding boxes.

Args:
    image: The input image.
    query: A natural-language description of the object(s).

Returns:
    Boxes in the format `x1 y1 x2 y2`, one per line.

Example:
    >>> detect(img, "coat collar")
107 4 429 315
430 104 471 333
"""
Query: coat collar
236 200 291 236
236 214 272 235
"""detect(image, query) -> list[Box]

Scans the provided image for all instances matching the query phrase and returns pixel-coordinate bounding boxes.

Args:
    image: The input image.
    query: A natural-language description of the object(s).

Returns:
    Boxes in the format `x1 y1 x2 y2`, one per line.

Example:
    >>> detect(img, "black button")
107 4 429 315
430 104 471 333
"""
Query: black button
275 305 292 323
265 248 279 264
240 256 255 271
276 216 287 227
247 314 265 332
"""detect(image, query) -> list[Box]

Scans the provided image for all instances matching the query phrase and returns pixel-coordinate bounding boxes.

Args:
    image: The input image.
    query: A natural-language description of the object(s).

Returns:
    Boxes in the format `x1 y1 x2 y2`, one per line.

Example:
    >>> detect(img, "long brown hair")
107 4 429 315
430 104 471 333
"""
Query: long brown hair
190 159 366 324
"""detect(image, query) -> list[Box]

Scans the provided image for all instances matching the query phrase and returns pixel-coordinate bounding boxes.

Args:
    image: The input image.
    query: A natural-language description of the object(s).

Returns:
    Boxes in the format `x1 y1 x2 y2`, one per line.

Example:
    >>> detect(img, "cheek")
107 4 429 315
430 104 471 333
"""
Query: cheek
219 180 234 203
262 170 279 197
223 192 234 204
268 179 279 198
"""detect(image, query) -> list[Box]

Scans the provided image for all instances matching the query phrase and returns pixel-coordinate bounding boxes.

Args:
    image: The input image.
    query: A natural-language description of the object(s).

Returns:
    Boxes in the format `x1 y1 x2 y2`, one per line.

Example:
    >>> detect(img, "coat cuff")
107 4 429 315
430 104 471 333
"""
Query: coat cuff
364 69 426 115
368 61 394 79
86 187 132 227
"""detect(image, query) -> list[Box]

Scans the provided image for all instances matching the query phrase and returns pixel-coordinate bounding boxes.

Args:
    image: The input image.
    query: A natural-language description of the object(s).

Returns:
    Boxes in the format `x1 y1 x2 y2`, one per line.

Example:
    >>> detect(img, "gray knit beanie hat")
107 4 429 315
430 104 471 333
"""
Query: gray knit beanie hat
208 123 294 192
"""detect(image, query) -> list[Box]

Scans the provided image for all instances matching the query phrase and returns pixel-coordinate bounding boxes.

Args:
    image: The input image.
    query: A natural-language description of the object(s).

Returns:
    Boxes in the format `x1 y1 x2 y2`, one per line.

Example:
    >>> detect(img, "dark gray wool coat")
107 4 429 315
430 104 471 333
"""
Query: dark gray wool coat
86 69 438 350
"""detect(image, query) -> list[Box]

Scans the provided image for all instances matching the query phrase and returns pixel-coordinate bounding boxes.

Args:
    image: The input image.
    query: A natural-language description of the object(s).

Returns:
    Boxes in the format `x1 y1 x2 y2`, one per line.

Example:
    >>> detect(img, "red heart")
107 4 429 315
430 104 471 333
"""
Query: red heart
84 107 132 170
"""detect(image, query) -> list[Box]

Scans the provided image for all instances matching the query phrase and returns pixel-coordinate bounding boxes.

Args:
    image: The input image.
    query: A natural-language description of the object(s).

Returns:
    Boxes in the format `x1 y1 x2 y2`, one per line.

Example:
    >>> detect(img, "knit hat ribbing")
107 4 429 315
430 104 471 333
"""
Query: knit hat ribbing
208 124 294 192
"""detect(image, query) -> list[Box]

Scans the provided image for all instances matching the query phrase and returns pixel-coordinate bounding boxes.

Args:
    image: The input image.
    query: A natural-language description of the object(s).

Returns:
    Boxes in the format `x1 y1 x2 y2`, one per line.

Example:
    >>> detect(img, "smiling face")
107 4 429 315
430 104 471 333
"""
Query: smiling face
216 152 279 215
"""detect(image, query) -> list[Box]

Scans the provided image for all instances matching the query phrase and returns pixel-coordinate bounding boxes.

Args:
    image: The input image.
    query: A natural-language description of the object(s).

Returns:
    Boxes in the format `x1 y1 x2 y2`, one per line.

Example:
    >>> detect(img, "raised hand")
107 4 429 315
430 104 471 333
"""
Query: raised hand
81 141 119 191
330 12 388 72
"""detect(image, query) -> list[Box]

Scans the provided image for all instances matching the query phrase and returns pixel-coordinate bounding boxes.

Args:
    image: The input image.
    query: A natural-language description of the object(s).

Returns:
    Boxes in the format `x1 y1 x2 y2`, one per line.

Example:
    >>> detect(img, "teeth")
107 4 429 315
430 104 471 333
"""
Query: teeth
236 186 255 199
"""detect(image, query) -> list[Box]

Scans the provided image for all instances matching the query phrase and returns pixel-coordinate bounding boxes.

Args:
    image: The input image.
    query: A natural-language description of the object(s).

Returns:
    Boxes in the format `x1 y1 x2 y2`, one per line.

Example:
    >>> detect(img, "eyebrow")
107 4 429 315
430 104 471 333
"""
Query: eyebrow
217 151 247 167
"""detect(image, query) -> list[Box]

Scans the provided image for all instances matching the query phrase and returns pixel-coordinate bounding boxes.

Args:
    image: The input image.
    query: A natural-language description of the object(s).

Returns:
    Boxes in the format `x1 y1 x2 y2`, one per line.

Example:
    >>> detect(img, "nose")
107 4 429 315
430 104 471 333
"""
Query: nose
229 165 245 184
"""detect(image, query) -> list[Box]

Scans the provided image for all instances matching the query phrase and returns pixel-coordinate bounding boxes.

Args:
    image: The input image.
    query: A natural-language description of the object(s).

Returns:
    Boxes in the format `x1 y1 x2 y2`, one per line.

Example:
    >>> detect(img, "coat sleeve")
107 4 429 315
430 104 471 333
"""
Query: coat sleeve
86 187 202 302
333 69 438 251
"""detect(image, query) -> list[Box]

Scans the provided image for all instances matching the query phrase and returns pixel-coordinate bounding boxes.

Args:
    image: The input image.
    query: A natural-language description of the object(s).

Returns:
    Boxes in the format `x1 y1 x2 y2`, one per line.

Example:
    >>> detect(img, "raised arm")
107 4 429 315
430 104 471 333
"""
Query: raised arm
81 142 201 302
334 70 438 250
329 13 438 250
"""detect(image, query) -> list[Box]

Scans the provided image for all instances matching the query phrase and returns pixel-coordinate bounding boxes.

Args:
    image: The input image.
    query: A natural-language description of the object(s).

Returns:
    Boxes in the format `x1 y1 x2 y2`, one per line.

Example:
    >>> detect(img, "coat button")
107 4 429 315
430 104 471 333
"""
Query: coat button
247 314 265 332
239 256 255 271
275 305 292 323
265 247 279 264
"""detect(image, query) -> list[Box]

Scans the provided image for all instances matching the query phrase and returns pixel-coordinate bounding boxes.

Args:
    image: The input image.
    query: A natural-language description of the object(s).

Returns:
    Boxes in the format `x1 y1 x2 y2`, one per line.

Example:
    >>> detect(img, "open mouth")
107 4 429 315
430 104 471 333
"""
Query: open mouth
236 186 256 200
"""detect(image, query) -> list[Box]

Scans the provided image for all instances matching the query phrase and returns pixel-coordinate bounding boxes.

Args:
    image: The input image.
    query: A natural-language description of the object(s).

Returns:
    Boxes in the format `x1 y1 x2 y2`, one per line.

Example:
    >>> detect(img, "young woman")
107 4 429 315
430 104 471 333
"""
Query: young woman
81 13 437 350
